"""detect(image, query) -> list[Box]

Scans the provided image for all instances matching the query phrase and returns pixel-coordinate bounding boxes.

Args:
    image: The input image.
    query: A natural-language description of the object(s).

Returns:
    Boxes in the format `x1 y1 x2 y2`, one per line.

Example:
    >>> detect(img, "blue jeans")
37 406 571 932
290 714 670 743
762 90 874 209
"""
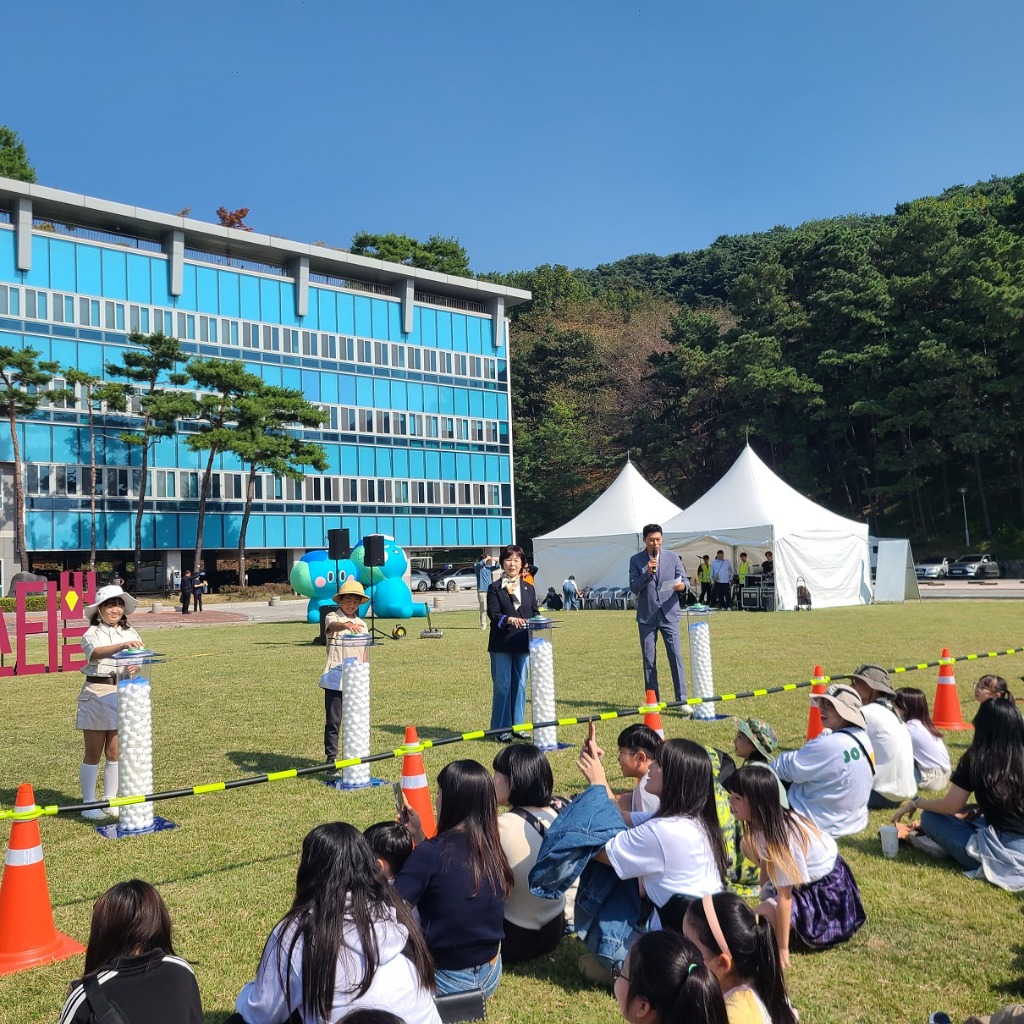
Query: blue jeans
921 811 1024 871
435 955 502 999
490 652 528 731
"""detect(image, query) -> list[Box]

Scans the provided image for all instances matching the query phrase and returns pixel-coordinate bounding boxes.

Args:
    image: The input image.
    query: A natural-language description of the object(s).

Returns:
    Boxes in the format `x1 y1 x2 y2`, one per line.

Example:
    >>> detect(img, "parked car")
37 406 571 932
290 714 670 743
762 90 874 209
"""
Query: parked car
409 569 431 592
948 554 1000 578
914 557 950 579
433 567 477 592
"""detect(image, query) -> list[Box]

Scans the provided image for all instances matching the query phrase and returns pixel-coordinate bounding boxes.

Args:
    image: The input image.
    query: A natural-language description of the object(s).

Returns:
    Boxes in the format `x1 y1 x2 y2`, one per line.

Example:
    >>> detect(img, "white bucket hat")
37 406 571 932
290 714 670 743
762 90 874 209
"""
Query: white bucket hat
85 584 138 618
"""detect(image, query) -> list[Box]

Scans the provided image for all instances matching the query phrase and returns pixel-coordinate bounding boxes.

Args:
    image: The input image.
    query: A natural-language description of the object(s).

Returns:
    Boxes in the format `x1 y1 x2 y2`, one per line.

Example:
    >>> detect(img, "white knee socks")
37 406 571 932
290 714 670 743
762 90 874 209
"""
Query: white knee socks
103 761 119 799
80 762 99 803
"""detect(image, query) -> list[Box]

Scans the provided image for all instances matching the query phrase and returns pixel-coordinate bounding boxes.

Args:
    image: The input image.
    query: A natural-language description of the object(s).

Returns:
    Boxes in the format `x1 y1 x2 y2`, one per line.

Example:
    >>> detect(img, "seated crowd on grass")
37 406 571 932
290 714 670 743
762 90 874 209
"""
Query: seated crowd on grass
59 669 1024 1024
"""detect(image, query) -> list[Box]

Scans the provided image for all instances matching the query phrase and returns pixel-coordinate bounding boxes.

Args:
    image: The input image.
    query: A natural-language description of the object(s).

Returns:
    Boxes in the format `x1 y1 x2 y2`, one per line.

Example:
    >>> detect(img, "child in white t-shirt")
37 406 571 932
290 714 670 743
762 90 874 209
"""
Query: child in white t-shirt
615 723 663 818
894 687 951 791
728 763 865 967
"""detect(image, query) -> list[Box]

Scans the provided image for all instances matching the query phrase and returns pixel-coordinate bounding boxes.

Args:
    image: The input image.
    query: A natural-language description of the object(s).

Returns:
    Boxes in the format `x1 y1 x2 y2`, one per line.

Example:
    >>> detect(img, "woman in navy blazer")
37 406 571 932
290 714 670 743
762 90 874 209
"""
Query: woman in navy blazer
487 544 540 741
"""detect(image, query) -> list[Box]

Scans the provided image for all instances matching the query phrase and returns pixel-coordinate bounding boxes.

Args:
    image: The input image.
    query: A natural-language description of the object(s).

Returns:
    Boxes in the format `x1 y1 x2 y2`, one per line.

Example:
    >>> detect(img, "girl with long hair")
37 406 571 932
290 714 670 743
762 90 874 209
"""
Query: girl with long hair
59 880 202 1024
491 744 566 963
728 764 865 967
683 892 797 1024
397 759 514 999
612 930 728 1024
579 736 728 932
894 697 1024 889
234 823 439 1024
893 687 951 791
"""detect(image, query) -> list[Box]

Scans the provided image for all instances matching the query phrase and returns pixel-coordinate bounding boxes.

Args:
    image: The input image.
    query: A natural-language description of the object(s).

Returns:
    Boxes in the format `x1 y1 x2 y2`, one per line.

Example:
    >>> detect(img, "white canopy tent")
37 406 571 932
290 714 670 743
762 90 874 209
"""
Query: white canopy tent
662 446 872 610
533 462 684 593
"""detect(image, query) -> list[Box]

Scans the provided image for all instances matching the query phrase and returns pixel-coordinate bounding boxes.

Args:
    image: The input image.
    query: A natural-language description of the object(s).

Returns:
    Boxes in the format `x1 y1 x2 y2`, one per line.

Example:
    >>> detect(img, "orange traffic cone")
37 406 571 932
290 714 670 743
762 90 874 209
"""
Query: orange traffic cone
642 690 665 739
806 664 827 740
932 648 972 731
0 784 84 976
400 727 437 839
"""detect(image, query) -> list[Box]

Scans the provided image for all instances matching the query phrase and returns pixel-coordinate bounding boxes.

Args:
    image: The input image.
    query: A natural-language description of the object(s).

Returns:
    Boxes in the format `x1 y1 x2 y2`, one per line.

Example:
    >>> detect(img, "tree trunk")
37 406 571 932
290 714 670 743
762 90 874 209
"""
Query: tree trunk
7 405 24 570
193 448 217 574
973 450 993 541
237 464 258 586
133 411 151 591
87 400 97 572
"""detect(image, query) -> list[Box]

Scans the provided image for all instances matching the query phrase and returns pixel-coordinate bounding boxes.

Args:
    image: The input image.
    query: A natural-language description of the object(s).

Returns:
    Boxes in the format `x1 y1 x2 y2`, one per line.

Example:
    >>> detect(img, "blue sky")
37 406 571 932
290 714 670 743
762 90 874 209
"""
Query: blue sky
4 1 1023 273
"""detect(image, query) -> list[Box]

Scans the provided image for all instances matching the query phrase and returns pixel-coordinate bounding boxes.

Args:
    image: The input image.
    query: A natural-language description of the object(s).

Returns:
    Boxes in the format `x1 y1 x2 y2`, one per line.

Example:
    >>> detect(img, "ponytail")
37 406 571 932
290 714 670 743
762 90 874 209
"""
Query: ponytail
624 931 728 1024
684 893 796 1024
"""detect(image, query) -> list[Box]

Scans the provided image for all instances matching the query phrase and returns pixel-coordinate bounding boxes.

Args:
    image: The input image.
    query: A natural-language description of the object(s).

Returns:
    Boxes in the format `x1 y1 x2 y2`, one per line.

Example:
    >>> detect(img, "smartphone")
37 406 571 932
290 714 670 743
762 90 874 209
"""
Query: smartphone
392 782 406 818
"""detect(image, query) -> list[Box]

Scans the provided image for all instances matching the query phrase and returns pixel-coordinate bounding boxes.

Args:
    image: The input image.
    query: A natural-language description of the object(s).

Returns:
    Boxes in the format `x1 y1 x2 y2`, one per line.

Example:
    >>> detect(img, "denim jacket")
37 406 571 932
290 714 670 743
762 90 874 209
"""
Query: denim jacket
529 786 643 963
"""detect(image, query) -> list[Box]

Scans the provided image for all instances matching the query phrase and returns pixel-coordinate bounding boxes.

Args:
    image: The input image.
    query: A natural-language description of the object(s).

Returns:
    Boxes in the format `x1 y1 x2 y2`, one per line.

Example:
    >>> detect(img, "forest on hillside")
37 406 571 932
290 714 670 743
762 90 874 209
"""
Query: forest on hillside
486 173 1024 554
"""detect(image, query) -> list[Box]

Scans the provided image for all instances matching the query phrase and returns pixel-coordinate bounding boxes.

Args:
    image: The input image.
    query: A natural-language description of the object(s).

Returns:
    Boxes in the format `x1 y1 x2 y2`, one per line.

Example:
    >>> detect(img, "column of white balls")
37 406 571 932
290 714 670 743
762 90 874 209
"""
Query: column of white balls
341 635 374 788
117 675 154 831
687 609 717 721
529 620 558 750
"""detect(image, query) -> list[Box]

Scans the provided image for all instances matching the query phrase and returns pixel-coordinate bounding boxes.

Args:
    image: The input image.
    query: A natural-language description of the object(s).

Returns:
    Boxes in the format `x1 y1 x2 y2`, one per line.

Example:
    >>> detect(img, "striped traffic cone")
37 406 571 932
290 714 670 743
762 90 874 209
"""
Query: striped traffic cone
806 664 827 739
400 726 436 839
932 648 972 731
0 784 84 976
642 690 666 739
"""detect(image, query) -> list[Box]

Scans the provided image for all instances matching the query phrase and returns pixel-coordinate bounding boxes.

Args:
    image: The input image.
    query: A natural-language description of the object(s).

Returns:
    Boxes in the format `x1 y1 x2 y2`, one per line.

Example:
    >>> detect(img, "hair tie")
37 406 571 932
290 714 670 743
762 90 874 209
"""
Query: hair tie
688 963 697 975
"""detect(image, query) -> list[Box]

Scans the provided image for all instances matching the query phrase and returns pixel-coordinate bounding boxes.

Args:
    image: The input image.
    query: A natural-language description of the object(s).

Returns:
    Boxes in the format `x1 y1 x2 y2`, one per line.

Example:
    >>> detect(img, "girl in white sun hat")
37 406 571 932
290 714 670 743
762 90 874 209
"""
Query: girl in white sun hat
77 585 144 820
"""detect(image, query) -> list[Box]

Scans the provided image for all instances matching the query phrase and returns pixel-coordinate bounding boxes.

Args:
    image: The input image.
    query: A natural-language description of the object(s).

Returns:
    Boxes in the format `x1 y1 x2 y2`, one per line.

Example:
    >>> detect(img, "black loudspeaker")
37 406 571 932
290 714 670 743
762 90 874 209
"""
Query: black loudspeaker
363 534 386 567
327 528 350 560
741 587 760 611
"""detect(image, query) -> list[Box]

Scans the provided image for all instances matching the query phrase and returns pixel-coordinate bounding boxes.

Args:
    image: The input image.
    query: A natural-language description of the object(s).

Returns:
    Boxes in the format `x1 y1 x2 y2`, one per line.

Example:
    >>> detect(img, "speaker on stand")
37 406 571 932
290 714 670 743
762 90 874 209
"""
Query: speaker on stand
314 528 353 645
363 534 387 642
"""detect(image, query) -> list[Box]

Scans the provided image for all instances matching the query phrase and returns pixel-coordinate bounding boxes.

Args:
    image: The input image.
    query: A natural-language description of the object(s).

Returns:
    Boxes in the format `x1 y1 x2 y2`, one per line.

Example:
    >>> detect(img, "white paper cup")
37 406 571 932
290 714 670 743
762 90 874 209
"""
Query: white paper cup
879 824 899 858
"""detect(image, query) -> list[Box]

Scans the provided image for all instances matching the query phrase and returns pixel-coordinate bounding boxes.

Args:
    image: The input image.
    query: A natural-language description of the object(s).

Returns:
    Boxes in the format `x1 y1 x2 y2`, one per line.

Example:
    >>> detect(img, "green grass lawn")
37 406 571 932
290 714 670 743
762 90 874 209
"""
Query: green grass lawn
2 602 1024 1024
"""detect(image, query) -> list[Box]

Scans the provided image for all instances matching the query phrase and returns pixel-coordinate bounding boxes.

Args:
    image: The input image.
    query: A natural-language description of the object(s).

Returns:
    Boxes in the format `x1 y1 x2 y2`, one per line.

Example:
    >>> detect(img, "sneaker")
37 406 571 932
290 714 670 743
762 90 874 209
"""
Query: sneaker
81 808 107 821
105 806 119 819
496 732 514 743
578 952 615 987
678 705 694 718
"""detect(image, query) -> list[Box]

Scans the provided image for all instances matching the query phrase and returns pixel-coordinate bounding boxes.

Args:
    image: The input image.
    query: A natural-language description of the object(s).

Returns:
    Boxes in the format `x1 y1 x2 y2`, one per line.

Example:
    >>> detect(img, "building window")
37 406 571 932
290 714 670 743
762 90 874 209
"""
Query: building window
302 331 318 356
391 344 405 367
339 406 356 432
221 318 239 345
375 410 391 433
373 342 388 366
283 328 299 353
262 325 280 351
359 409 373 432
0 284 20 316
358 339 372 363
200 316 218 342
340 337 355 361
243 322 260 348
408 347 421 370
440 417 454 440
24 289 48 320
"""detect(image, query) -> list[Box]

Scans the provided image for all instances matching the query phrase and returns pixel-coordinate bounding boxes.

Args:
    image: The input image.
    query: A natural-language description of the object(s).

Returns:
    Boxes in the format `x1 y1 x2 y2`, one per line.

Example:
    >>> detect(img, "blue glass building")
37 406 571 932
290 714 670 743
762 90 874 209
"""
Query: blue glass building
0 179 530 587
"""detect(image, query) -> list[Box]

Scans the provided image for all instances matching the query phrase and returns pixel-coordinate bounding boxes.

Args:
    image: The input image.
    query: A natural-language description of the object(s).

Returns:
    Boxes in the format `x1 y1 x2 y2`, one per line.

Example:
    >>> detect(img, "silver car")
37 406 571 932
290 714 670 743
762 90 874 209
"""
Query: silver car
914 557 949 579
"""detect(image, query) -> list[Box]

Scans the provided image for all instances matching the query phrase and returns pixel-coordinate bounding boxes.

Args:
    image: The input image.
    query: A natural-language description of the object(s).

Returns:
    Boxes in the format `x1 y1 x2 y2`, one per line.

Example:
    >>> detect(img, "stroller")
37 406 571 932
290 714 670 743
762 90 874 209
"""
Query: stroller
795 576 813 611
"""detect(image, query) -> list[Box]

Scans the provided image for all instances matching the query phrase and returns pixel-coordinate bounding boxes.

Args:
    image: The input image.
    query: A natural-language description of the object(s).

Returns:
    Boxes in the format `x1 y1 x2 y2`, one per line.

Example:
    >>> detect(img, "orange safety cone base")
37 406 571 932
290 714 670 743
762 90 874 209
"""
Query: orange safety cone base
0 929 84 977
0 783 85 976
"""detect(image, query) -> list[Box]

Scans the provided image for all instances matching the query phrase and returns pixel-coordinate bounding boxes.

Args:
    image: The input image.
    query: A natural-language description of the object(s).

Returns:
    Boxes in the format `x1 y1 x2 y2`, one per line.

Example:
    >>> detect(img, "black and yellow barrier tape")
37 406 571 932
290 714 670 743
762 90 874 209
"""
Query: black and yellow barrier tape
3 645 1021 823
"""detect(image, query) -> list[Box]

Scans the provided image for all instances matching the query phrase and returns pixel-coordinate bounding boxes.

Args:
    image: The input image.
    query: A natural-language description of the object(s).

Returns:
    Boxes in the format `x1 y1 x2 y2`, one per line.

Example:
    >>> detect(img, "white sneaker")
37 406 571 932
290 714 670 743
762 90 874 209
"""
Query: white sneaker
81 808 107 821
105 806 119 819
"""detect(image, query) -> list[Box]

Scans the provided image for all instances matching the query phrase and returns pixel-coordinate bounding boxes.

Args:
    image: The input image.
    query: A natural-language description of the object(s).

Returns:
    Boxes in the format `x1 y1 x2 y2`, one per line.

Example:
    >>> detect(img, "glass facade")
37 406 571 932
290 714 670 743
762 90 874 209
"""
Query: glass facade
0 205 522 560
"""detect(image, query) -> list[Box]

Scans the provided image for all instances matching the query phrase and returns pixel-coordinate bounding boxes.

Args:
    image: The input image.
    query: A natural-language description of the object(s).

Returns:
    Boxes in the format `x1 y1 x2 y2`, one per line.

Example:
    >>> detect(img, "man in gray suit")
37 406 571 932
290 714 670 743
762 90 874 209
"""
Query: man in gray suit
628 524 690 703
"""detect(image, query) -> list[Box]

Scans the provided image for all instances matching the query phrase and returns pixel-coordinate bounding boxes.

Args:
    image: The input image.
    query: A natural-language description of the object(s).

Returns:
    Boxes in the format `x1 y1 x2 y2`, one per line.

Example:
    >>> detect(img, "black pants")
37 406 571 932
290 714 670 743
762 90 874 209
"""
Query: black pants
501 912 565 965
193 590 203 611
699 582 712 604
324 689 343 760
714 581 731 609
180 591 190 613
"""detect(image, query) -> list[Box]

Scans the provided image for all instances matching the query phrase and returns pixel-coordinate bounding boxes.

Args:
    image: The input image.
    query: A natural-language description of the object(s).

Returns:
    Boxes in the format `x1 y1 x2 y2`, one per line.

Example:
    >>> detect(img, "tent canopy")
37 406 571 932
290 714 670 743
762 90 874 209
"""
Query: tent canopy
662 446 871 610
533 462 683 592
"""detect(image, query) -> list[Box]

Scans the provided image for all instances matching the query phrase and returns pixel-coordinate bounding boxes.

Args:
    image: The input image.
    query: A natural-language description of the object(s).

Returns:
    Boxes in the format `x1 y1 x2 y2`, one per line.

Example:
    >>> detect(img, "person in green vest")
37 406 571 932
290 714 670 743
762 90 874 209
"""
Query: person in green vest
696 555 713 605
735 552 751 610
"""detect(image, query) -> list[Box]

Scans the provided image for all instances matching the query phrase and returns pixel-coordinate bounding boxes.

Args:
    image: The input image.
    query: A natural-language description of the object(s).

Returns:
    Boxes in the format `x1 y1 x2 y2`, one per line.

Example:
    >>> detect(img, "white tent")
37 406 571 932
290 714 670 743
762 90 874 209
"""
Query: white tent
662 446 872 610
533 462 684 593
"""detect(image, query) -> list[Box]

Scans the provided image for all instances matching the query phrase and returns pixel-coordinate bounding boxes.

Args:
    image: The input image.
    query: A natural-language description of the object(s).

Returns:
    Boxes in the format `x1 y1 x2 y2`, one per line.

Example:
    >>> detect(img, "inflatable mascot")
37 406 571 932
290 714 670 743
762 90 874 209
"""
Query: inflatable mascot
350 536 429 619
289 549 360 624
